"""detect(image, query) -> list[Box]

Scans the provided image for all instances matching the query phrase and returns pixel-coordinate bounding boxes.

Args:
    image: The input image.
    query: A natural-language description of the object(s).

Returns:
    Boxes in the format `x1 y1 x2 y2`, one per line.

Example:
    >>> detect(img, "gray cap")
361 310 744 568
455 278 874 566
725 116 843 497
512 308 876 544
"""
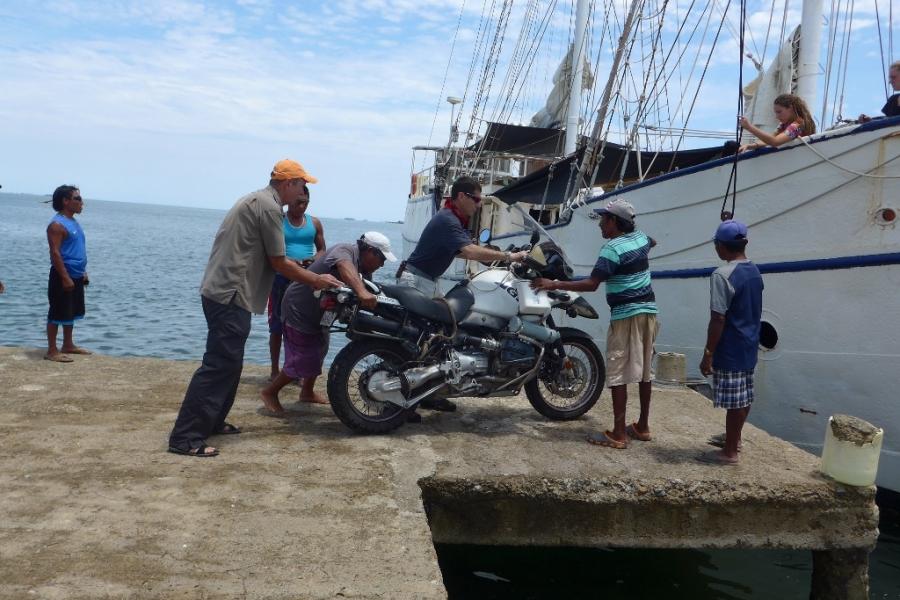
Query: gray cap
593 199 636 225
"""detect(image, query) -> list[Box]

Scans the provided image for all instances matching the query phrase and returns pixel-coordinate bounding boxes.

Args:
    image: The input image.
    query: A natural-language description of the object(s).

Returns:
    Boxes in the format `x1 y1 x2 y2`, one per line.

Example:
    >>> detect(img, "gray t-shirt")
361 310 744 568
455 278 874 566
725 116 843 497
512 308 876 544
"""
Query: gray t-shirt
282 242 361 333
199 186 286 314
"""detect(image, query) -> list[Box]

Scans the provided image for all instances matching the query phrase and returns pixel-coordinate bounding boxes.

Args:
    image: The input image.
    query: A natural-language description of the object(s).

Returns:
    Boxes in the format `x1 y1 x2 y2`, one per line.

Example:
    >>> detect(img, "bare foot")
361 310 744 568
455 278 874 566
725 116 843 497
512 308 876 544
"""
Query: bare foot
299 391 329 405
60 346 92 355
696 449 739 465
44 352 73 363
259 389 286 415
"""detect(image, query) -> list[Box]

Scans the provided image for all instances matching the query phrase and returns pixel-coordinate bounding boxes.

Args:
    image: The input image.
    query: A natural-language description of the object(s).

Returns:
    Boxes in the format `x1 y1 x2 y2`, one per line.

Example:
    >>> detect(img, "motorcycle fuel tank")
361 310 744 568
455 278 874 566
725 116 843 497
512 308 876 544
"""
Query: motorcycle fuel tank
467 269 521 320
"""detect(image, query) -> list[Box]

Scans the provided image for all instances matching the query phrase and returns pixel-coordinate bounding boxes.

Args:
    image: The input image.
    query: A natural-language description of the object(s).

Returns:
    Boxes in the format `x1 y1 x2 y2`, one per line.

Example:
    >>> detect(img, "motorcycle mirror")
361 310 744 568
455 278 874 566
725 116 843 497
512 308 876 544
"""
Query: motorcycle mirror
529 229 540 245
479 228 492 244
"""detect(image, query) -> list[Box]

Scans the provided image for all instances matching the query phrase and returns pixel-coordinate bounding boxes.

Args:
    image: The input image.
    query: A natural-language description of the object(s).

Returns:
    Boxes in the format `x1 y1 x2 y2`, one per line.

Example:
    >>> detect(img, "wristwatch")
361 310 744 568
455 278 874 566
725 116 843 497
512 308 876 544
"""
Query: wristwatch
703 348 713 357
503 251 511 262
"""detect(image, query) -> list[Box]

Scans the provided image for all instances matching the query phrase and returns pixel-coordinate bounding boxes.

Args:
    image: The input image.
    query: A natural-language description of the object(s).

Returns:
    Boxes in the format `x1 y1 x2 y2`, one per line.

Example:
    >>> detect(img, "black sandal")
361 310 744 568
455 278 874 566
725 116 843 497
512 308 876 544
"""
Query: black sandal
419 398 457 412
215 422 242 435
168 445 219 457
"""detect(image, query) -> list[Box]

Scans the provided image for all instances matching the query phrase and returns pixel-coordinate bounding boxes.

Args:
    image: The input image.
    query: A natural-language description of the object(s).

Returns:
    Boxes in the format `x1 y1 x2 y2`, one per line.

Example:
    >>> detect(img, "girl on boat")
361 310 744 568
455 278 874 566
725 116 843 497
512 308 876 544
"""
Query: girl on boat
738 94 816 152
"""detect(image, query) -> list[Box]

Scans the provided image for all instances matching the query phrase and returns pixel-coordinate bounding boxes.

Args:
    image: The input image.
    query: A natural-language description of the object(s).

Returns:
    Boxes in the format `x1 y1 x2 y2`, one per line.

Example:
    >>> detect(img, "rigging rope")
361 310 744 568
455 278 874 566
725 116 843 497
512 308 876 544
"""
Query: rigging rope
720 0 745 220
795 135 900 179
833 0 854 123
875 0 888 97
421 0 468 171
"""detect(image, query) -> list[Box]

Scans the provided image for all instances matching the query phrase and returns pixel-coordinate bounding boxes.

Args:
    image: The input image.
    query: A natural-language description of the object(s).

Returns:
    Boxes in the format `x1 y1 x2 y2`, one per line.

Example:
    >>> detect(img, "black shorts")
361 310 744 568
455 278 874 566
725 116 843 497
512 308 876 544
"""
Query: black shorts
47 268 86 325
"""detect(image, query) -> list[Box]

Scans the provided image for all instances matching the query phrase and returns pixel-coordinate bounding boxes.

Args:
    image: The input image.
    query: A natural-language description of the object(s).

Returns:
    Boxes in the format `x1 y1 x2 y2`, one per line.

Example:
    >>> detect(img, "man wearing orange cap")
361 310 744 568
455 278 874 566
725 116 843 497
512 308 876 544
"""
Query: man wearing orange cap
168 159 341 458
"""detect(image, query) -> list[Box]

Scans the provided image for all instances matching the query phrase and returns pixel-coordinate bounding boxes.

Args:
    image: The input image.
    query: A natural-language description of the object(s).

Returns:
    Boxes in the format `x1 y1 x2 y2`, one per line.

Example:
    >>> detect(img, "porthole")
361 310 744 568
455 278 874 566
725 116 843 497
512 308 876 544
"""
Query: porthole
875 208 897 225
759 321 778 350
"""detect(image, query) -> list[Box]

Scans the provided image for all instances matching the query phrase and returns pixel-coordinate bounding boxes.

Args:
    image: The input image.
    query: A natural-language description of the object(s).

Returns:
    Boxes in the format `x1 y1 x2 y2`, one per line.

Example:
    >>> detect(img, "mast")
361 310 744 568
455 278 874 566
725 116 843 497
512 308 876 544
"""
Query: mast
567 0 644 199
796 0 824 114
564 0 591 155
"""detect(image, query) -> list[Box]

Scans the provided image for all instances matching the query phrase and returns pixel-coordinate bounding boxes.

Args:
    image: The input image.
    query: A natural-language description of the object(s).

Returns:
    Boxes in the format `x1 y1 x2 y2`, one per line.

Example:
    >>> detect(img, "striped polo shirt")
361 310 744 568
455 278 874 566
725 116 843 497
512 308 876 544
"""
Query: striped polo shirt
590 230 658 321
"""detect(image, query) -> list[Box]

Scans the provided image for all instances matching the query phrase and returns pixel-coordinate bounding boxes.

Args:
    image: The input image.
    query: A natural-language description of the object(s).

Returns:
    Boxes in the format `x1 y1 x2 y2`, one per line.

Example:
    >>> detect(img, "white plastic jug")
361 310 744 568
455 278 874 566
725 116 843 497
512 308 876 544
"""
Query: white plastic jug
820 414 884 487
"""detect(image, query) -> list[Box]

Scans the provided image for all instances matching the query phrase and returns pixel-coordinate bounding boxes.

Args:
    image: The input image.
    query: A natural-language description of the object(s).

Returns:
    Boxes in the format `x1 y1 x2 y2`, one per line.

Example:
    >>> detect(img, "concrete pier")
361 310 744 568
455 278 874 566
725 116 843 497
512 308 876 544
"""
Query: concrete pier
0 347 879 599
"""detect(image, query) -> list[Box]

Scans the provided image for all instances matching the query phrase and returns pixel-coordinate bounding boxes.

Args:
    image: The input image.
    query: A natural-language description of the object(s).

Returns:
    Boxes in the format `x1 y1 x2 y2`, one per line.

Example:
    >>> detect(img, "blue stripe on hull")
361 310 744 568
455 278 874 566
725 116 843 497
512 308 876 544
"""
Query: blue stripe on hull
651 252 900 279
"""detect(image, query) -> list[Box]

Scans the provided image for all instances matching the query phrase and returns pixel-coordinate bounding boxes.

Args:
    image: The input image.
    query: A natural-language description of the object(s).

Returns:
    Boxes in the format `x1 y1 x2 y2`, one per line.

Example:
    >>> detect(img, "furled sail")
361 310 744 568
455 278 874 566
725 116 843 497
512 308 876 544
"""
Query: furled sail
530 46 595 130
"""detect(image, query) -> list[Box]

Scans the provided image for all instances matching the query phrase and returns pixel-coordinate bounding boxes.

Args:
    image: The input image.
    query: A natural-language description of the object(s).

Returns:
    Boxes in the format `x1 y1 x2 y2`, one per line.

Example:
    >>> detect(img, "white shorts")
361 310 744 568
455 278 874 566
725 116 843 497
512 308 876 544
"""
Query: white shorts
605 313 659 387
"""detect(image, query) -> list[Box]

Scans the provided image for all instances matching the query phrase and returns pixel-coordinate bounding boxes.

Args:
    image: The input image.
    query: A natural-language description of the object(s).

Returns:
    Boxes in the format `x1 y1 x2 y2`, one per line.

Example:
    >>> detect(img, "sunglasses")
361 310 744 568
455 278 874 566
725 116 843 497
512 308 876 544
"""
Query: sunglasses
463 191 482 203
71 196 83 202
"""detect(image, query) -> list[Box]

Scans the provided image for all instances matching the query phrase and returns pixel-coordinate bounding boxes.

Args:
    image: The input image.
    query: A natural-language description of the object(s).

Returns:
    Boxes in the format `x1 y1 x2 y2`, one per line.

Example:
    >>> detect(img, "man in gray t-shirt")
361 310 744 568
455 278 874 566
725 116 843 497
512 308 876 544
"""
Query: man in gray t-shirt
260 232 396 413
168 159 342 458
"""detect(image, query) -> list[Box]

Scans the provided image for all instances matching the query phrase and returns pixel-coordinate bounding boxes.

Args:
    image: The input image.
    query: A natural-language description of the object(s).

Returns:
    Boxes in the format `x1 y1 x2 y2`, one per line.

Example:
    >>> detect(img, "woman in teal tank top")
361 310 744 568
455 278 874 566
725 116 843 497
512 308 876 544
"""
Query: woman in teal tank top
268 185 325 381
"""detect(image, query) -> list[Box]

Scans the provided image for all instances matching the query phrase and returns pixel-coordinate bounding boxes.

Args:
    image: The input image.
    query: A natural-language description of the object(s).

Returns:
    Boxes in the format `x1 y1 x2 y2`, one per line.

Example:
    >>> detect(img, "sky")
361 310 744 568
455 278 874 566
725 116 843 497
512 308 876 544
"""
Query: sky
0 0 896 220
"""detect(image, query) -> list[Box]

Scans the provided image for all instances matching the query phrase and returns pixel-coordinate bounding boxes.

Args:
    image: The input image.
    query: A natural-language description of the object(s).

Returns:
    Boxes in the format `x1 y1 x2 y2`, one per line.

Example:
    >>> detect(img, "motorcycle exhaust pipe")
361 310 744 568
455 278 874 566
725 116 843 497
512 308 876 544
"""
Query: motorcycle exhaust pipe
403 364 443 388
354 311 420 340
367 364 443 405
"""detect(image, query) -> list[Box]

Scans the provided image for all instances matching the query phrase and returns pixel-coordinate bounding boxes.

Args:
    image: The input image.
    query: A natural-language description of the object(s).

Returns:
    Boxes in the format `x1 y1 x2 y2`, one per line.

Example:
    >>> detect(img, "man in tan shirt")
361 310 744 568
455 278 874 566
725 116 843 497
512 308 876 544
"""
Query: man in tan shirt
168 159 341 458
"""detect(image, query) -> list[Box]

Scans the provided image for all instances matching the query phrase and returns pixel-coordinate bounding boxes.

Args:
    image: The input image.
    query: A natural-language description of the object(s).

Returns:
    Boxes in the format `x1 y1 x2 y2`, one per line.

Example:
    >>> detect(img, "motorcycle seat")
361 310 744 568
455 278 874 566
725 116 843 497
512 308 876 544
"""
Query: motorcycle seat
380 284 474 324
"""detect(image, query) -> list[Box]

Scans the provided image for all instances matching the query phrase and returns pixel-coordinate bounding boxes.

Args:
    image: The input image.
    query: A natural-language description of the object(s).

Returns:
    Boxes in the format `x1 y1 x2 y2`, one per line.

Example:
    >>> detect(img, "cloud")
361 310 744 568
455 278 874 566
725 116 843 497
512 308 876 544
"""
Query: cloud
0 0 894 219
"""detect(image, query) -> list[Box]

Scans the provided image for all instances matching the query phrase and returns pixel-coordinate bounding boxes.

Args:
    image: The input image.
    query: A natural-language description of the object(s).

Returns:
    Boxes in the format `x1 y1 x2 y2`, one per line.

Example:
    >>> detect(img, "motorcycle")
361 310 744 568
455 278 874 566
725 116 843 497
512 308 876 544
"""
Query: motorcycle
320 230 605 433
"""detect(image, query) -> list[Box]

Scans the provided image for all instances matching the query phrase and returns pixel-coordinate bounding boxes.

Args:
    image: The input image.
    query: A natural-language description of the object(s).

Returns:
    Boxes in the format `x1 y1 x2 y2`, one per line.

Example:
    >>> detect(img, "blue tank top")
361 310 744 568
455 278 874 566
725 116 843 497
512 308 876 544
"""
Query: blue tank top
49 214 87 278
284 214 316 260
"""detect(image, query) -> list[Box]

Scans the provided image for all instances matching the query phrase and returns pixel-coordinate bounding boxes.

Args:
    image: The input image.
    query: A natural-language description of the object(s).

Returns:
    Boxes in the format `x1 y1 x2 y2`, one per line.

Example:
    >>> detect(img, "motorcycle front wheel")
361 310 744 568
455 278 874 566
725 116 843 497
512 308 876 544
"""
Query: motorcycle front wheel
327 339 415 434
524 332 605 420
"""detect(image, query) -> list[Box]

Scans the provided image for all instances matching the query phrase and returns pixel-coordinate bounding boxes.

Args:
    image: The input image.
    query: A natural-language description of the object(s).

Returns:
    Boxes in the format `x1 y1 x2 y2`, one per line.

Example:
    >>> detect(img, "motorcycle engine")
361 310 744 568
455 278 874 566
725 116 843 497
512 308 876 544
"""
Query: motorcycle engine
499 337 536 368
441 349 490 387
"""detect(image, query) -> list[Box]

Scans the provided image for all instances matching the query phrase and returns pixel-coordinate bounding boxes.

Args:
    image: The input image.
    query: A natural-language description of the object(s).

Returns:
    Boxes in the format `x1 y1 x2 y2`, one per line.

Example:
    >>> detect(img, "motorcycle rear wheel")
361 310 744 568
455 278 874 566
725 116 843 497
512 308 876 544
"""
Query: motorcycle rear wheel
327 339 415 434
524 333 604 420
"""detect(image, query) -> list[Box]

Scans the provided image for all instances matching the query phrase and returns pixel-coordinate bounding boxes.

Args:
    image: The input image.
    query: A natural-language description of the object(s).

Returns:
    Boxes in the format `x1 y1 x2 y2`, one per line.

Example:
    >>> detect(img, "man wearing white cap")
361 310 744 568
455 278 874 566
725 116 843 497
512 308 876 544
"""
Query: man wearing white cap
261 232 396 414
532 199 659 450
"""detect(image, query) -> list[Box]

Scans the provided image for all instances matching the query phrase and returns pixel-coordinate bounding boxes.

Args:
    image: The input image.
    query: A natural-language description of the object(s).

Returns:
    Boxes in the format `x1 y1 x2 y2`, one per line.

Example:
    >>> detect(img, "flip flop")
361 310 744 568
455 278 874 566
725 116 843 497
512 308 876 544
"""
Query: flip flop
168 445 219 458
61 347 92 355
587 430 628 449
696 450 739 465
707 433 743 451
44 353 73 363
215 422 241 435
419 398 457 412
626 423 652 442
298 394 330 405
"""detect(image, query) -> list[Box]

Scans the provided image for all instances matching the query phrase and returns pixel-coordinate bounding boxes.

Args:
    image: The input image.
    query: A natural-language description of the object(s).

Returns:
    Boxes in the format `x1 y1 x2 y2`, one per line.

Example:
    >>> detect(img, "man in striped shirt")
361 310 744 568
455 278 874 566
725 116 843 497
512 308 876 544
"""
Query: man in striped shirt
532 199 658 449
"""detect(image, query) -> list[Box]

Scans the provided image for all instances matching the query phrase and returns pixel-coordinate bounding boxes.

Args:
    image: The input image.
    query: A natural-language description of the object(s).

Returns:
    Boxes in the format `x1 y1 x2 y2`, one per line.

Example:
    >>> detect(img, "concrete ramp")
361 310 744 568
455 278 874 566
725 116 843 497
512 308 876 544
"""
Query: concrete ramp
0 347 878 599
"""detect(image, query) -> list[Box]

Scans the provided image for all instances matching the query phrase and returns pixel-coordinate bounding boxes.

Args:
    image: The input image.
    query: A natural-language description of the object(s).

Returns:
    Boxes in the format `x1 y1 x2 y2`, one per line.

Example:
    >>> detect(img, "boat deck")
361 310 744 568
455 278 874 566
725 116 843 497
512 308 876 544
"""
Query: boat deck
0 347 878 598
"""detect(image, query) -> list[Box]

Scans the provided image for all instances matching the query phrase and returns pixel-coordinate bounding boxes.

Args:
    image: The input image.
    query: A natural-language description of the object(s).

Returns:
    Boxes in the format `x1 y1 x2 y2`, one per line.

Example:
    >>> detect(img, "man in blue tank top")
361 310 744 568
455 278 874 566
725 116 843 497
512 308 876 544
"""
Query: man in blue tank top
698 220 764 465
267 184 326 381
45 185 90 363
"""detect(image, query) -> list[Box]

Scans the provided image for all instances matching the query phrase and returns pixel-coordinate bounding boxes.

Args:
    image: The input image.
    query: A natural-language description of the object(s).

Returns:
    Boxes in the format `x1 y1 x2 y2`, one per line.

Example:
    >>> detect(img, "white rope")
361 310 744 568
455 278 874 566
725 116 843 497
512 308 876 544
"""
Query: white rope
797 135 900 179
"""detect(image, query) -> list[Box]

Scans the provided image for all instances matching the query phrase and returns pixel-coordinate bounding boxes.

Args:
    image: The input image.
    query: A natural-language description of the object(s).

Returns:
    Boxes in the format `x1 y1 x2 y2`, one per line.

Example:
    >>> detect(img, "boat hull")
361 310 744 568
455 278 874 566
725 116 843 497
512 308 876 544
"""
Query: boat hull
403 118 900 490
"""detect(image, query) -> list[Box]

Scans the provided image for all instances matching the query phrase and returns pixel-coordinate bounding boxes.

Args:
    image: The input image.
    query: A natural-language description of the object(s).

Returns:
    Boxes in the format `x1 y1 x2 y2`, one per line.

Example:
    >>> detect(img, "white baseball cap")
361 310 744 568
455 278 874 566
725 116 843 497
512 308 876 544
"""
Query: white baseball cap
360 231 397 262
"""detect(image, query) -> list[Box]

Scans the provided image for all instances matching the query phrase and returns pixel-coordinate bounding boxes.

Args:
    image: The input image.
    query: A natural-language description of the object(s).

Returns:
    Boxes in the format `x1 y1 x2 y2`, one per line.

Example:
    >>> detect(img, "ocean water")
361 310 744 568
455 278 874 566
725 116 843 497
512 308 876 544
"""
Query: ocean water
2 192 898 597
0 192 402 366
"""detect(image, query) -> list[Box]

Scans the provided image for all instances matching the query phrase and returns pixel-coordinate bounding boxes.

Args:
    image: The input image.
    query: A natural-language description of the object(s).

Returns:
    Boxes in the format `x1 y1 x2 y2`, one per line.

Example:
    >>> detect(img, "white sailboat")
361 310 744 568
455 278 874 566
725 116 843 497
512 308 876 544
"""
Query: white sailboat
403 0 900 490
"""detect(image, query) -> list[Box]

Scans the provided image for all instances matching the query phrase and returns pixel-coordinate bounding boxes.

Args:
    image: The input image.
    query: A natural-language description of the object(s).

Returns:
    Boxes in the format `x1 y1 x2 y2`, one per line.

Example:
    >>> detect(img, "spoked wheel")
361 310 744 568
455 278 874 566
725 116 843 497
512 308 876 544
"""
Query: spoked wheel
524 332 605 420
327 339 414 434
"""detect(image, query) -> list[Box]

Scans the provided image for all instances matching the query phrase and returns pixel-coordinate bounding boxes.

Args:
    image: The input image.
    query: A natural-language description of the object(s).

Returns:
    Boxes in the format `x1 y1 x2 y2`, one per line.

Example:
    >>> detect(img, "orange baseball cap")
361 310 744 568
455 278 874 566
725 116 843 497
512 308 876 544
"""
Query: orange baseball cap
271 159 318 183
